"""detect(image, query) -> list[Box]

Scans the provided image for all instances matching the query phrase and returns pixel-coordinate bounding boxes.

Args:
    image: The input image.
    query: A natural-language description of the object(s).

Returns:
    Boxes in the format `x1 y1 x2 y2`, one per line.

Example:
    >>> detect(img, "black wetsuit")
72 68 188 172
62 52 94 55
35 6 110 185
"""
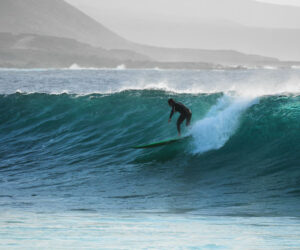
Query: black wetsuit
169 101 192 134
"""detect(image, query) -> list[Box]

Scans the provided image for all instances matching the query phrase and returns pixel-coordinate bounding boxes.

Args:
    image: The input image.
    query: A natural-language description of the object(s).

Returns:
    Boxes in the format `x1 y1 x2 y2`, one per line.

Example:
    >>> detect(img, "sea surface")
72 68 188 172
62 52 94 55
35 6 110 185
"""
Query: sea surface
1 68 300 249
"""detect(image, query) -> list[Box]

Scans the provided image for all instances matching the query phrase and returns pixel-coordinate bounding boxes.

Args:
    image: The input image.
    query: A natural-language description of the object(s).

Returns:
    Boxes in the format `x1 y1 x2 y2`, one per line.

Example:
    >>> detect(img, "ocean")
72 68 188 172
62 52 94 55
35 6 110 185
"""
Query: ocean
1 68 300 249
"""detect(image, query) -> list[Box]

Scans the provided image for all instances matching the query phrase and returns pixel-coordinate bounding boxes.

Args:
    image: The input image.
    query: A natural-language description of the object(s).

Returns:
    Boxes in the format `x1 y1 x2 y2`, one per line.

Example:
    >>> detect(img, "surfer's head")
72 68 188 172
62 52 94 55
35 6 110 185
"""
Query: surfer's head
168 98 174 106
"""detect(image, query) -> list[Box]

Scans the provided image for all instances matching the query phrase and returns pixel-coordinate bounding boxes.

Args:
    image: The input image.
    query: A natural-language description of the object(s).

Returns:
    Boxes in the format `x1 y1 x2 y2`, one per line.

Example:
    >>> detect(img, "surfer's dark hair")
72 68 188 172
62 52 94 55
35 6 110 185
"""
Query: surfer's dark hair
168 98 174 105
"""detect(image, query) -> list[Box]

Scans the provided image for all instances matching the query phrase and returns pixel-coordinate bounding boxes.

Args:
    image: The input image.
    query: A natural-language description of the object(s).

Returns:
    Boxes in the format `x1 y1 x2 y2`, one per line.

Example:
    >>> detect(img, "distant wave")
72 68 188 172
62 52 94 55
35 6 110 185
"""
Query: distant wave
3 75 300 97
68 63 99 70
2 67 300 98
116 64 126 70
263 65 278 70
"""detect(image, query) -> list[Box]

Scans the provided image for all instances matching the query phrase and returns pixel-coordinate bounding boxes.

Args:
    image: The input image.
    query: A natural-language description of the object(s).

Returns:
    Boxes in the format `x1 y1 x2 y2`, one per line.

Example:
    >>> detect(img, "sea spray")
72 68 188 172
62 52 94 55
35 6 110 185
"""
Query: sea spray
190 95 259 154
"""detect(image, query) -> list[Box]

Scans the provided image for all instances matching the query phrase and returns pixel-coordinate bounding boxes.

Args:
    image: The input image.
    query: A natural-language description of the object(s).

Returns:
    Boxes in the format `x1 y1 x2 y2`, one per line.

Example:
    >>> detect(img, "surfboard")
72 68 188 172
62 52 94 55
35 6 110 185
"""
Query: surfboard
132 135 191 149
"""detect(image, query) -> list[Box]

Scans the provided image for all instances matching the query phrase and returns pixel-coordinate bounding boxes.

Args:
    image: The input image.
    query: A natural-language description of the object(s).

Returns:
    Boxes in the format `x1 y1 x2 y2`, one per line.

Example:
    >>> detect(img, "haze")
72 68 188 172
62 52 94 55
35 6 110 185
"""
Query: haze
66 0 300 32
1 0 300 64
64 0 300 60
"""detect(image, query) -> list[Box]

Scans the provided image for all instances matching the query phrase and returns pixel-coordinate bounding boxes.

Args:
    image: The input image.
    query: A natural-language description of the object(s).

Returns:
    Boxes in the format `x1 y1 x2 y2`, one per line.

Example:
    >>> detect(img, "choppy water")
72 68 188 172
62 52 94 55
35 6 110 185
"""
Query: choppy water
1 68 300 249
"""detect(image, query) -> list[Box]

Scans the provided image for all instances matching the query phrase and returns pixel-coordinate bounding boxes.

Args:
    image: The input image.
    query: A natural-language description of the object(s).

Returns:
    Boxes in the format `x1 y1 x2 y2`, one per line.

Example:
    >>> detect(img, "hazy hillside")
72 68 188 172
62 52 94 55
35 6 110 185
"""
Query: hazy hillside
132 44 278 65
0 0 285 67
79 0 300 29
0 32 230 69
67 0 300 60
0 32 150 68
126 21 300 61
0 0 131 49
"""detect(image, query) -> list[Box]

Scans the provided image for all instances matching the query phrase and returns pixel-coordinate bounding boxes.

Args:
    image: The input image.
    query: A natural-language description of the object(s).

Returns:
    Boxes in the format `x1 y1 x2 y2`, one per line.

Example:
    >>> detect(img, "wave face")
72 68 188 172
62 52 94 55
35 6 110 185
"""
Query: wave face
1 69 300 217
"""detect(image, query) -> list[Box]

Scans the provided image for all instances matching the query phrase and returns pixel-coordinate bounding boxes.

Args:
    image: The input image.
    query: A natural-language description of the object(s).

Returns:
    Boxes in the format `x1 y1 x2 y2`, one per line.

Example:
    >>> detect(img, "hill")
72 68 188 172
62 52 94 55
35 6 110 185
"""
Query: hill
0 0 283 67
67 0 300 60
0 32 150 68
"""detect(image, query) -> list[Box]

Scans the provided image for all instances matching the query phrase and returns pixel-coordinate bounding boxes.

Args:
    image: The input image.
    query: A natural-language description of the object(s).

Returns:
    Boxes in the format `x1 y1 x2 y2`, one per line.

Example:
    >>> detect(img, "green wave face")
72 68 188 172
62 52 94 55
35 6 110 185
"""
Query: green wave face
1 91 300 166
1 69 300 217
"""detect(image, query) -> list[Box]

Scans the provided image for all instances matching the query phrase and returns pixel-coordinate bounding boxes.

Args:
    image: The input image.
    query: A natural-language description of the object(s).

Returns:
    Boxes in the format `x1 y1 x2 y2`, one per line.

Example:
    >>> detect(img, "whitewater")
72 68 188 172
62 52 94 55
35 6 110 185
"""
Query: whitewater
1 68 300 249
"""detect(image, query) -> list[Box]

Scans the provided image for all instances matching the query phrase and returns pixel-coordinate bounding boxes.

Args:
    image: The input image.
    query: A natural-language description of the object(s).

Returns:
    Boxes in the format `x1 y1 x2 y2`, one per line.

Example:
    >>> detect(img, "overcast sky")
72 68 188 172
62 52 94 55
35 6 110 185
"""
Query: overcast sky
65 0 300 49
258 0 300 5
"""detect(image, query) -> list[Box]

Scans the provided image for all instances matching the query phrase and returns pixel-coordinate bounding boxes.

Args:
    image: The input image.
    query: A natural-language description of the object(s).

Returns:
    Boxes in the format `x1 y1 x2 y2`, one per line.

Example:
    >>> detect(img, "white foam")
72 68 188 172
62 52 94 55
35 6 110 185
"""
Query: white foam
68 63 99 70
191 95 258 154
109 70 300 97
69 63 81 70
292 65 300 69
263 65 277 70
116 79 300 97
116 64 126 70
2 68 300 97
15 89 25 94
117 81 172 93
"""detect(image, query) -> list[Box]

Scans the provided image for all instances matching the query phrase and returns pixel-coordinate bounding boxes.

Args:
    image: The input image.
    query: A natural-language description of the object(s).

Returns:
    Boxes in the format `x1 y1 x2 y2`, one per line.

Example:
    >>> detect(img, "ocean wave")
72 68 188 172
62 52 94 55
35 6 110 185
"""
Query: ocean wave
1 91 300 156
1 90 300 216
190 95 259 154
1 70 300 97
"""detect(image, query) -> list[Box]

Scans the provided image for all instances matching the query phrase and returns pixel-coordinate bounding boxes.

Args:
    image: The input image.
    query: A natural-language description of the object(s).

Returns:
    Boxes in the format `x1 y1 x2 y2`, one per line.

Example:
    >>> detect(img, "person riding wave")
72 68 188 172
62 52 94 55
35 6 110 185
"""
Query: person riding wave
168 98 192 136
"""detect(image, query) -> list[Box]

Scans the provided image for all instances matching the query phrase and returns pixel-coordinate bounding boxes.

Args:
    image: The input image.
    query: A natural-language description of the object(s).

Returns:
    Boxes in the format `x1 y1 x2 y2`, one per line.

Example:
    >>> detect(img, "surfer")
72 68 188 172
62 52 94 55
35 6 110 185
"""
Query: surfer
168 98 192 136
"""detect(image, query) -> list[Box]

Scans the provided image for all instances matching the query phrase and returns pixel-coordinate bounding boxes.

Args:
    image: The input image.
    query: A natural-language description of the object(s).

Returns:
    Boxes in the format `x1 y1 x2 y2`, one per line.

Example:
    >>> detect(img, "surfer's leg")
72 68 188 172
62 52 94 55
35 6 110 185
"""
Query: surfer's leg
186 111 192 126
177 114 186 136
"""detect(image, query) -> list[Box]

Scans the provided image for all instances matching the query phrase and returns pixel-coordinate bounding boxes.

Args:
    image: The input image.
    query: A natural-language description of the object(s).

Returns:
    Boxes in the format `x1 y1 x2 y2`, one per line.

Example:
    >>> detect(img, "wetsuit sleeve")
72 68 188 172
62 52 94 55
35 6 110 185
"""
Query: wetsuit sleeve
169 106 175 119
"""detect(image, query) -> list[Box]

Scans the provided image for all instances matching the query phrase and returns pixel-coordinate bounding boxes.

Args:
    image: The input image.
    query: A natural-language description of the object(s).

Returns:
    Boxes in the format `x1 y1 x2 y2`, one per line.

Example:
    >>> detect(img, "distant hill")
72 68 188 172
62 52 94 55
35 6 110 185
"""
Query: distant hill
68 0 300 60
132 44 278 65
0 32 232 69
0 32 151 68
0 0 282 67
0 0 132 49
122 19 300 61
70 0 300 30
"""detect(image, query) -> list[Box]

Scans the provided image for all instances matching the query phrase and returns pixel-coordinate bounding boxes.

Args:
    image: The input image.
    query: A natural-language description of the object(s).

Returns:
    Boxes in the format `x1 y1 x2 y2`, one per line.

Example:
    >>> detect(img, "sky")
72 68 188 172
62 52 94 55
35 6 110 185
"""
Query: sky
65 0 300 59
257 0 300 5
65 0 300 32
65 0 300 31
